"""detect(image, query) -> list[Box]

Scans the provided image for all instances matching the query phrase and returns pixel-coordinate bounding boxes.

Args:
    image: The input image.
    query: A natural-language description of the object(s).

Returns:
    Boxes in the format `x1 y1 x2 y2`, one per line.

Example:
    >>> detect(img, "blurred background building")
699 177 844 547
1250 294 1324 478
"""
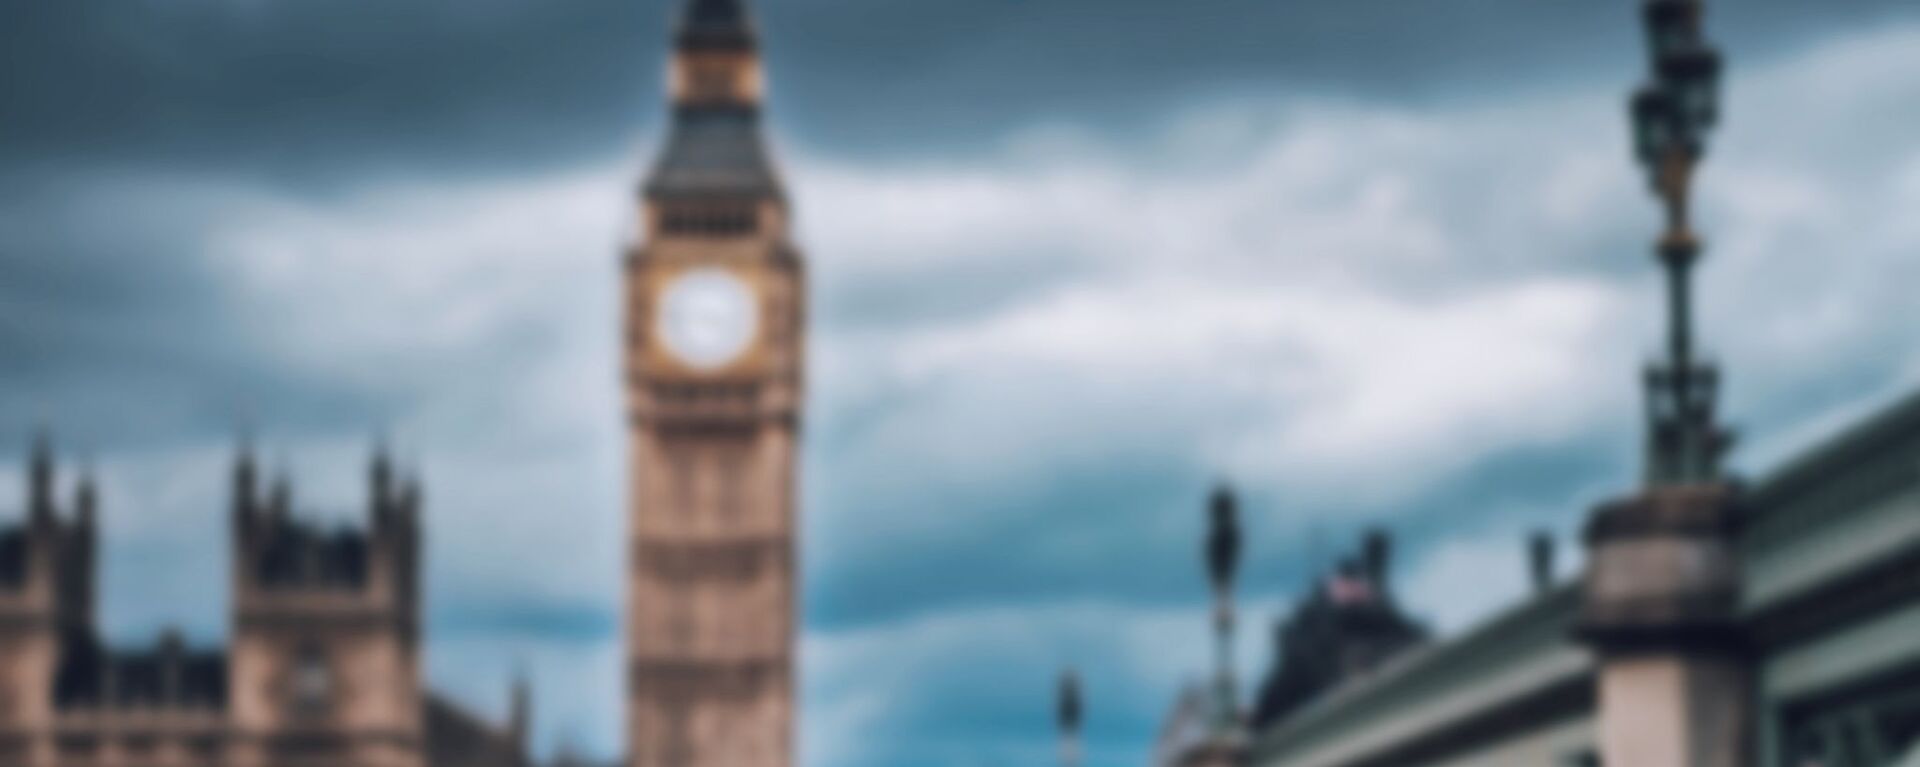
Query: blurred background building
0 436 533 767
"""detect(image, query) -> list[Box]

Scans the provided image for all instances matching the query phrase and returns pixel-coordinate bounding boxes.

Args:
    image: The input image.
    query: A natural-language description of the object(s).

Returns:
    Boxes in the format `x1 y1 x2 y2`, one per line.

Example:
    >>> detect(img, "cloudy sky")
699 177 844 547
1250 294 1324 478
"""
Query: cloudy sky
4 0 1920 764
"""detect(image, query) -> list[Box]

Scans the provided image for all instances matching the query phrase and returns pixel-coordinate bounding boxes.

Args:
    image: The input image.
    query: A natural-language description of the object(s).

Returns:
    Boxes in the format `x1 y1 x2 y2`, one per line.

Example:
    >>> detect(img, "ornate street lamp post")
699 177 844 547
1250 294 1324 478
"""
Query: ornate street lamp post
1630 0 1731 487
1579 3 1754 766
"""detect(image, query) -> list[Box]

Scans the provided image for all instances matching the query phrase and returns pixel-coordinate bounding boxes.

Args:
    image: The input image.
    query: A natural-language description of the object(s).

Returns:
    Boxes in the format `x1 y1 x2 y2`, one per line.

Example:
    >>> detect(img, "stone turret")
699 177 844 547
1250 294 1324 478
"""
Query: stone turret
228 440 425 767
0 433 99 766
0 430 521 767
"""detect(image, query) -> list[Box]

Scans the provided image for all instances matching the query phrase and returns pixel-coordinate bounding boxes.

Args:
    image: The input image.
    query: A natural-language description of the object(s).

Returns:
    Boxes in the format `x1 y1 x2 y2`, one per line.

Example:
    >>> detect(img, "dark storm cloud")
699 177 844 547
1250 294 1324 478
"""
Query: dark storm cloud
6 0 1914 179
769 0 1917 157
0 0 662 180
0 175 383 448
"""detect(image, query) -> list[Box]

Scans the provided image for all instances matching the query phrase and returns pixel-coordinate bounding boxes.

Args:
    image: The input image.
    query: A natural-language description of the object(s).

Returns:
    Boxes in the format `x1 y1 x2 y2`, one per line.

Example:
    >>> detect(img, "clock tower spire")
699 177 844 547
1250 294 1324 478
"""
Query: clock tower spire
625 0 804 765
647 0 781 202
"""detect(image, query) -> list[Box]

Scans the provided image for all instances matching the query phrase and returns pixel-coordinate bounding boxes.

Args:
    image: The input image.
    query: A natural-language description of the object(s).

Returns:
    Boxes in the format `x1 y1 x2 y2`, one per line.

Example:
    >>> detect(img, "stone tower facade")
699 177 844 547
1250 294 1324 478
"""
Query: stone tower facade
623 0 805 765
228 444 425 767
0 435 528 767
0 434 95 766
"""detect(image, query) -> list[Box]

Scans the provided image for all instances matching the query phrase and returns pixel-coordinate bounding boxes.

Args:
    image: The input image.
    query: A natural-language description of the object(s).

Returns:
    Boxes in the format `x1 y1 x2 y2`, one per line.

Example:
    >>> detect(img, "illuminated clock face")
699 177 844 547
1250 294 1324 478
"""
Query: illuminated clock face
658 268 758 370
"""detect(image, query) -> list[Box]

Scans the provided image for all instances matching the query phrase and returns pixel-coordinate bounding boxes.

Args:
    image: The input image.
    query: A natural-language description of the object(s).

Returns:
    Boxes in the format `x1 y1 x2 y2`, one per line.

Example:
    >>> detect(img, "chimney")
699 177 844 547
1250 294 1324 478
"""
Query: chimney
1529 530 1556 594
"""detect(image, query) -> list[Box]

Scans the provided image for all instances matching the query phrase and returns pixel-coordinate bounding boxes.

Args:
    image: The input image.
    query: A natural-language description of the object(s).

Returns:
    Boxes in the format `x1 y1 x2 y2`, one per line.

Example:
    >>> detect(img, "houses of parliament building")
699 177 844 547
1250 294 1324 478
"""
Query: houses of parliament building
0 438 532 767
0 0 802 765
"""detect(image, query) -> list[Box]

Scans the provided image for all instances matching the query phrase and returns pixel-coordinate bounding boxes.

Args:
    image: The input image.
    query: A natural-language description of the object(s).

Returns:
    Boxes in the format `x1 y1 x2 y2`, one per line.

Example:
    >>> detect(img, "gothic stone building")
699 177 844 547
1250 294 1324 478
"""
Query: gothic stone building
622 0 805 766
0 436 532 767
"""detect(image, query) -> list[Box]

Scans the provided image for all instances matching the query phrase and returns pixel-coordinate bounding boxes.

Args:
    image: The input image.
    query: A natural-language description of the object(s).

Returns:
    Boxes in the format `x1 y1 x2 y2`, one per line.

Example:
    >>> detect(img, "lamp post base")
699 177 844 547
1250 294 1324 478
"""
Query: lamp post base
1578 482 1753 767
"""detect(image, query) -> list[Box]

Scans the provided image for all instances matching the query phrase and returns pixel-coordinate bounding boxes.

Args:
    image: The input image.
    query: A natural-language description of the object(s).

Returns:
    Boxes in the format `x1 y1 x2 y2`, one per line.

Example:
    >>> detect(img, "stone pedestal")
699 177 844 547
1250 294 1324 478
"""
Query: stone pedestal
1578 483 1752 767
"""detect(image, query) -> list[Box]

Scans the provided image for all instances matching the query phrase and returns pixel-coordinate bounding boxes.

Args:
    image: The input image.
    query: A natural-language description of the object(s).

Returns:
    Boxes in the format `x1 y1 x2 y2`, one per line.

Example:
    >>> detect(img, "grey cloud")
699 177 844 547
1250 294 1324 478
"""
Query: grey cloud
768 0 1917 156
1 0 662 180
0 176 388 448
6 0 1912 181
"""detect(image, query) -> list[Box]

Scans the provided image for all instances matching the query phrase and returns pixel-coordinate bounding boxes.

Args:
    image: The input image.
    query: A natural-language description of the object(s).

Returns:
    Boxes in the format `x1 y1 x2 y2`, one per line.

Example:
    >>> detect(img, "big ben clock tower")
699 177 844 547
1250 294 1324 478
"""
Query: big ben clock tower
624 1 803 766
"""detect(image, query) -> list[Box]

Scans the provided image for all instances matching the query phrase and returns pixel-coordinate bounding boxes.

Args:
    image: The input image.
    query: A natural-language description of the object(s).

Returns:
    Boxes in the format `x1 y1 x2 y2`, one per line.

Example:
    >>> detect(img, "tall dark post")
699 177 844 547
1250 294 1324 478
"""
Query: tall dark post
1057 668 1082 767
1629 0 1730 488
1205 485 1242 725
1579 3 1751 766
